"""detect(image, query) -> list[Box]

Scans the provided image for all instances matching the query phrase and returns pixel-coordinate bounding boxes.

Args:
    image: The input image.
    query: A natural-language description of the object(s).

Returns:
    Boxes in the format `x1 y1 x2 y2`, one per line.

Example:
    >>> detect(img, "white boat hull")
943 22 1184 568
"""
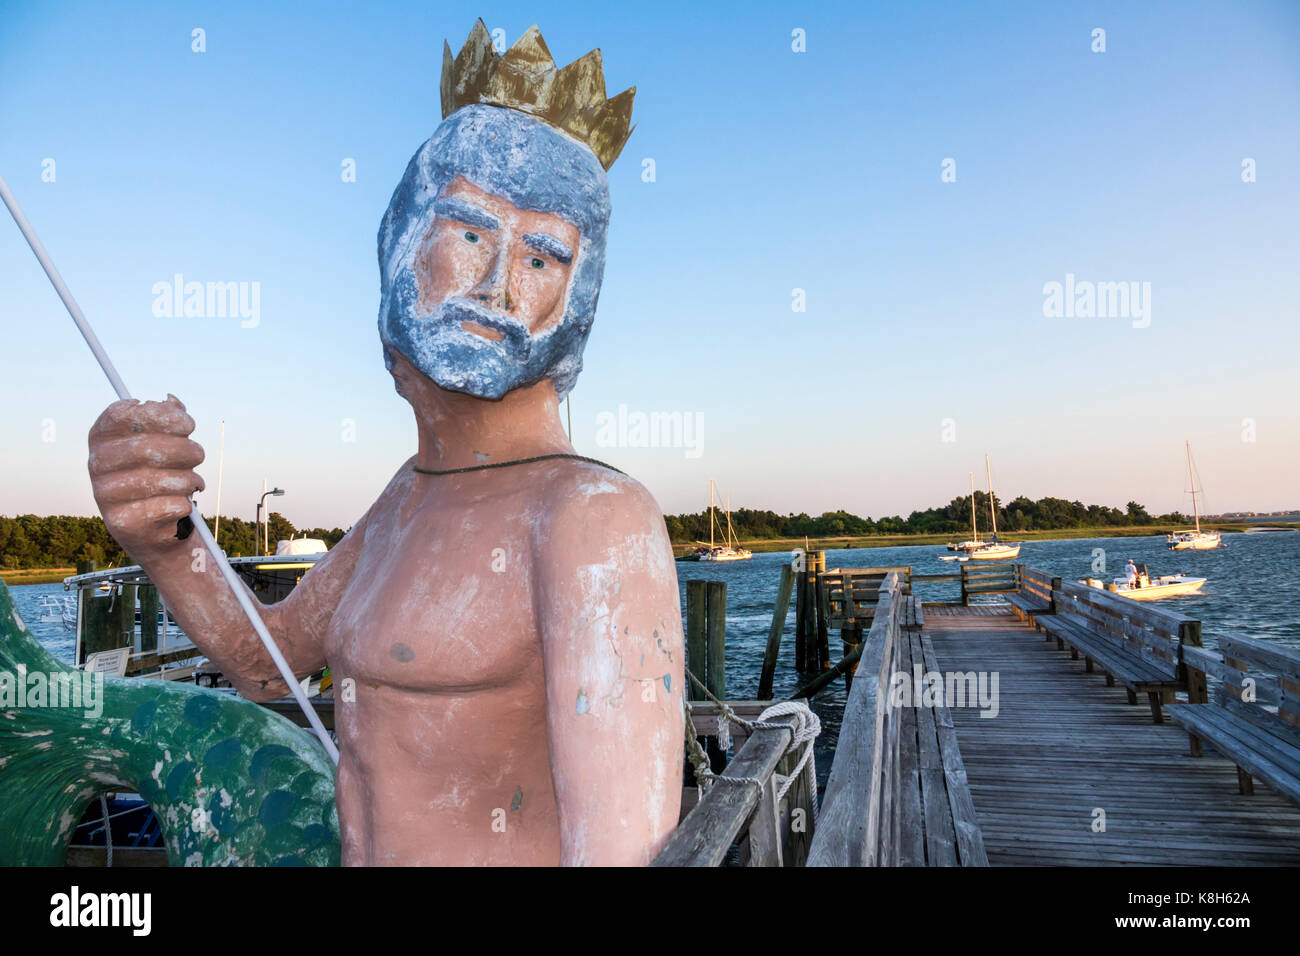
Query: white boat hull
698 549 752 562
968 543 1020 560
1168 531 1221 550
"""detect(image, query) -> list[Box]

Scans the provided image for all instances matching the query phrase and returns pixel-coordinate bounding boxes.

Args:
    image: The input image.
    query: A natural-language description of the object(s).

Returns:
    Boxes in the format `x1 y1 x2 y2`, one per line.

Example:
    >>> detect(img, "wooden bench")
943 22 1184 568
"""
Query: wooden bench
1043 582 1188 723
809 581 987 866
1169 635 1300 804
1006 565 1059 626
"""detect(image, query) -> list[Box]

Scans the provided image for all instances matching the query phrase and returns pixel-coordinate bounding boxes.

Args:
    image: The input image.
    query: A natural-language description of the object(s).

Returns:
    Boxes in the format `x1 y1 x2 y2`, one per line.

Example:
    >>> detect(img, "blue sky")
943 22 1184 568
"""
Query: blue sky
2 0 1298 528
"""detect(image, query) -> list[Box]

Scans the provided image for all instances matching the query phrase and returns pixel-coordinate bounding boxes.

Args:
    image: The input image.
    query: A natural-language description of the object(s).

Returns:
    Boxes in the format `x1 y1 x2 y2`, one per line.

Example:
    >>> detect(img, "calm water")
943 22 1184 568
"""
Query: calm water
9 530 1298 791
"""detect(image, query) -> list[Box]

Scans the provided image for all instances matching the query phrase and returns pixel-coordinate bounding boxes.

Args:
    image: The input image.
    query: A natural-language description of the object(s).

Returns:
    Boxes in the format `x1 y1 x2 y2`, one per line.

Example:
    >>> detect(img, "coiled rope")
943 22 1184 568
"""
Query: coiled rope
681 667 820 819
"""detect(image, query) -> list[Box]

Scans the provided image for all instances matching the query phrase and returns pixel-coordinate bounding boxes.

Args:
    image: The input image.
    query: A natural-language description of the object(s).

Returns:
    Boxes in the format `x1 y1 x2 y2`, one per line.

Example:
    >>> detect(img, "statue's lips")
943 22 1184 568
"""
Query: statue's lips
412 299 533 360
461 320 505 342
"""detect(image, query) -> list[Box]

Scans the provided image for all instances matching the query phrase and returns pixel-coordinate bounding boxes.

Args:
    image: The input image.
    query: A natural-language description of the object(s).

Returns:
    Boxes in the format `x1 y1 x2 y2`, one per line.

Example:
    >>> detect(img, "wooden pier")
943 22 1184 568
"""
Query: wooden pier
926 605 1300 865
663 561 1300 866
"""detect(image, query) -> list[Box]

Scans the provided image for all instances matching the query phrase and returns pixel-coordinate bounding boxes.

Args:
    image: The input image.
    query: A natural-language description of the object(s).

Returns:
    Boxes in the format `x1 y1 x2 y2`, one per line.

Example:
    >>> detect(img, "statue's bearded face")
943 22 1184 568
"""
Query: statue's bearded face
415 177 580 358
378 105 610 401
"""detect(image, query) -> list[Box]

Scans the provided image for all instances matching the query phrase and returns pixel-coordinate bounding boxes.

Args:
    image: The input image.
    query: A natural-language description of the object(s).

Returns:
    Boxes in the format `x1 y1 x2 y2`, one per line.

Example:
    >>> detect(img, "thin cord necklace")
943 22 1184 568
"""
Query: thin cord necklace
412 452 625 477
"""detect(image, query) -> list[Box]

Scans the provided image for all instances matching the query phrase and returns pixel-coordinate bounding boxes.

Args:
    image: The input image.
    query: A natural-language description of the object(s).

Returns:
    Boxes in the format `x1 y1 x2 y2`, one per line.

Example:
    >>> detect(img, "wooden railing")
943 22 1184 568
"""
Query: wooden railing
807 572 905 865
961 562 1019 603
653 703 818 867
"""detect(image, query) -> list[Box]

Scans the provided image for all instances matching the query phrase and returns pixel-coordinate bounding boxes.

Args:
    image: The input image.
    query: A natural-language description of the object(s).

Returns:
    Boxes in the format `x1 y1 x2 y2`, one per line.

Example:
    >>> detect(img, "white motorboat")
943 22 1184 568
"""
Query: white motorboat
1083 570 1206 601
1167 441 1221 550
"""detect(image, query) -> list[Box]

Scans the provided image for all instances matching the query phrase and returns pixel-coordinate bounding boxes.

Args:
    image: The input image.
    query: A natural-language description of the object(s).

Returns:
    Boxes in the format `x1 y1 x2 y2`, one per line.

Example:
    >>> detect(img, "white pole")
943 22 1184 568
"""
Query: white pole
262 477 268 556
0 171 337 764
1186 440 1201 533
969 472 977 543
213 420 225 546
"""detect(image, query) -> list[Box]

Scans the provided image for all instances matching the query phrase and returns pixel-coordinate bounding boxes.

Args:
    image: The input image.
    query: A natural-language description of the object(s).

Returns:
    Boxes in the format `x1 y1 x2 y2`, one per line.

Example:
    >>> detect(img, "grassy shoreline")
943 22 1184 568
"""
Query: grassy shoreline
0 568 77 586
671 524 1250 557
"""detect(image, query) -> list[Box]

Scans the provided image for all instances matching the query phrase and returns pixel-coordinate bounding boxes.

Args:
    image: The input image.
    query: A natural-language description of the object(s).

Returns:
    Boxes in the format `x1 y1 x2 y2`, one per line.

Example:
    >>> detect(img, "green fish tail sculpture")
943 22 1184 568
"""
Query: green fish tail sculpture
0 579 339 865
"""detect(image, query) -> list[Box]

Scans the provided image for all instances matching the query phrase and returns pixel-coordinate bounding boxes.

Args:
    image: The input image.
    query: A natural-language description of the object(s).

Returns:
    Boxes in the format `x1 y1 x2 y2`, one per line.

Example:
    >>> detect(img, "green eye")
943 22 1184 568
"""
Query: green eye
463 231 479 244
528 257 545 269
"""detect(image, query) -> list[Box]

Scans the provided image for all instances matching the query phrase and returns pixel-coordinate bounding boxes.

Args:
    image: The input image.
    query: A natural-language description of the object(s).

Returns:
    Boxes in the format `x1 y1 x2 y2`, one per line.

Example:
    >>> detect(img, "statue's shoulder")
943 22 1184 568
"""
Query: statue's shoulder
542 457 661 514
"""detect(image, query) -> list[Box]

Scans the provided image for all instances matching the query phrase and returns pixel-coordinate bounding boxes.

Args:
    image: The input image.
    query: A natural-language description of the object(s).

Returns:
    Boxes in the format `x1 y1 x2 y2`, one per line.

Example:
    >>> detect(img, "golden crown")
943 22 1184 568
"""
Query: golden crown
440 20 635 170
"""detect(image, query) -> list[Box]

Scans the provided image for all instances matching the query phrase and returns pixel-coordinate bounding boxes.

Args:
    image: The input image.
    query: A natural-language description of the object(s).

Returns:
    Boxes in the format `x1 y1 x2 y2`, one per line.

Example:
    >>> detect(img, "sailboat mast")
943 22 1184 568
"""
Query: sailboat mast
985 454 999 539
709 479 715 549
969 472 978 542
726 490 735 548
1186 440 1201 533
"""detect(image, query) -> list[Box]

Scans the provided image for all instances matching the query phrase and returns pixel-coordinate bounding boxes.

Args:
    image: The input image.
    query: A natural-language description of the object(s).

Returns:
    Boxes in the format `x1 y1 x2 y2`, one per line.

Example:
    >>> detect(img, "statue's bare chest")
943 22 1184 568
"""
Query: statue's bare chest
325 477 542 691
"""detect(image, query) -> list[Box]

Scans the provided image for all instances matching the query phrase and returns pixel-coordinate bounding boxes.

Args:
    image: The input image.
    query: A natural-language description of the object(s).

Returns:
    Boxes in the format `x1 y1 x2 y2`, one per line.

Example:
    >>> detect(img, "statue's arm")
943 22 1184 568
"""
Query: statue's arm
537 472 685 865
87 396 367 700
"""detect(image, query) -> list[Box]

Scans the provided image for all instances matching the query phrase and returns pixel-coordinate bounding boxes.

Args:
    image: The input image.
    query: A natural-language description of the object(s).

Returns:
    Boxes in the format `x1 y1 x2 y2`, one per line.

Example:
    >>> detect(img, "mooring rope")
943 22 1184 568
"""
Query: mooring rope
99 794 113 868
682 666 821 818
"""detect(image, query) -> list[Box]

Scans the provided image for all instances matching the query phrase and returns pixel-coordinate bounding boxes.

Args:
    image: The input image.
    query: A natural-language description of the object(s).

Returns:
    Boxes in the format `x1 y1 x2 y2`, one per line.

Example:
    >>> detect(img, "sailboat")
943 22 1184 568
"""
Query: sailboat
1167 441 1221 550
968 454 1020 560
697 479 753 562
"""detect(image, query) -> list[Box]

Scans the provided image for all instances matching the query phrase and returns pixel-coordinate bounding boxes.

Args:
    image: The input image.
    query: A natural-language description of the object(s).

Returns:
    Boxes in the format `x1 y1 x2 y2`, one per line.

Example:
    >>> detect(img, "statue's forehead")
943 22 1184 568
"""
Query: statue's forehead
437 175 581 234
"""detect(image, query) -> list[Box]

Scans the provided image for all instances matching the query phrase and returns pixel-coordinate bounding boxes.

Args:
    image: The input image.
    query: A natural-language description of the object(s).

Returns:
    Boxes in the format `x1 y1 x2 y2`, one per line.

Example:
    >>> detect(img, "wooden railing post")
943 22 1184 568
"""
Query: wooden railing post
1179 619 1208 705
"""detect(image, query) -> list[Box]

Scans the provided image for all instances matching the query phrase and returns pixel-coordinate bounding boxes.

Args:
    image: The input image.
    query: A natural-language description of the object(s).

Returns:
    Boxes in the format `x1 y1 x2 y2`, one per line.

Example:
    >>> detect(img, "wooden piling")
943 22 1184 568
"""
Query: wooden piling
80 584 133 662
705 581 727 772
685 580 707 702
810 551 827 671
758 565 795 700
138 585 159 654
795 551 825 672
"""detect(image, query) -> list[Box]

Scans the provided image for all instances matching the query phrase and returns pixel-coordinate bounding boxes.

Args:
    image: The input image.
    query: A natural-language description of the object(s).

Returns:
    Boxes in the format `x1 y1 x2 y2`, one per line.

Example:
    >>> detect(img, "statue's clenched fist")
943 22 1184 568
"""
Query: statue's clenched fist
88 394 205 556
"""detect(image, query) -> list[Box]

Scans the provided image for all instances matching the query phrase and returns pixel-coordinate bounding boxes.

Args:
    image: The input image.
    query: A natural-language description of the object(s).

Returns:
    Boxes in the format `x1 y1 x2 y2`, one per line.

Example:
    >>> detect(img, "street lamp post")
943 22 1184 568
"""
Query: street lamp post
257 487 285 556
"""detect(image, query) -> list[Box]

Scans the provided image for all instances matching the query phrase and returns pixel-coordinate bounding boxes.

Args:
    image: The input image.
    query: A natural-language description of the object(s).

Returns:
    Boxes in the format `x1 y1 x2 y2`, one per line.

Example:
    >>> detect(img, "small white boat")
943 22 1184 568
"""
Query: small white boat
1083 571 1207 601
38 594 78 631
1167 441 1221 550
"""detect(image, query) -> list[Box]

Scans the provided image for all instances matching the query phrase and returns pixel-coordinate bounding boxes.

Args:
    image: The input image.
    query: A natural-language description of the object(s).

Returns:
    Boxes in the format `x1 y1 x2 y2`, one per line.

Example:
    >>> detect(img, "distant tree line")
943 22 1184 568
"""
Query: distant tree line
0 514 349 570
664 492 1189 543
1 492 1194 568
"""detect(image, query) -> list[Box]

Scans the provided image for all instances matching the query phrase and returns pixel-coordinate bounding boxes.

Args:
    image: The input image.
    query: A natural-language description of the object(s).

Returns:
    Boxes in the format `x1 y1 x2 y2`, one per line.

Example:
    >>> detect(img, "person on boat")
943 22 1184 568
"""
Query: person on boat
1125 559 1138 587
85 23 683 866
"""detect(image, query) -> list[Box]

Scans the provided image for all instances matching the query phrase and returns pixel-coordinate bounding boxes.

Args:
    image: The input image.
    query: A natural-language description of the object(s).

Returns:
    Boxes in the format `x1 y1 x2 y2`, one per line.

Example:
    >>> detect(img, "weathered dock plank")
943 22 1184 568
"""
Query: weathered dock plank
925 608 1300 865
